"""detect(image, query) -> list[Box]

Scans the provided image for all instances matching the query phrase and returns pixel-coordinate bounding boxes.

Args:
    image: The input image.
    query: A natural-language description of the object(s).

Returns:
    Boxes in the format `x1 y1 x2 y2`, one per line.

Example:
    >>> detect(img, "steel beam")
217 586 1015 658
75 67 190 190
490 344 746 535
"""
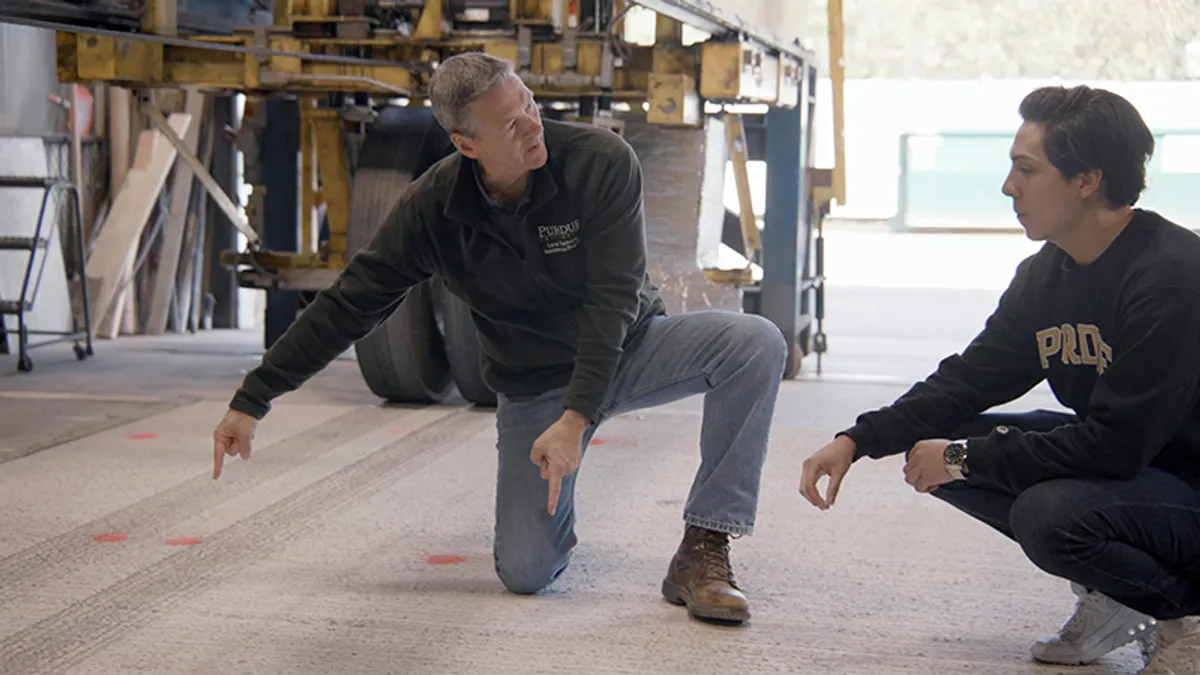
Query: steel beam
206 95 240 329
623 0 815 63
261 98 303 348
759 64 816 376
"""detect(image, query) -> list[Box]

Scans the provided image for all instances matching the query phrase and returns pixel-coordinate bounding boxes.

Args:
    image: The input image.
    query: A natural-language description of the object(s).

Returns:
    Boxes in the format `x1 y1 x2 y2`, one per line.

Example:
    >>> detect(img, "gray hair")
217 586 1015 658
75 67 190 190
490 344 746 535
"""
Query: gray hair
429 52 515 136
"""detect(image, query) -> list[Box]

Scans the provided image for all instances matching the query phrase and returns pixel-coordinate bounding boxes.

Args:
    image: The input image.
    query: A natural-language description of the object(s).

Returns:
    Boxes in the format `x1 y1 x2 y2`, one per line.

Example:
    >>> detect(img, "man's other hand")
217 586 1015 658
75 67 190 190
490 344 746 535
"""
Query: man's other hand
903 439 953 493
530 410 589 516
799 435 856 510
213 408 258 479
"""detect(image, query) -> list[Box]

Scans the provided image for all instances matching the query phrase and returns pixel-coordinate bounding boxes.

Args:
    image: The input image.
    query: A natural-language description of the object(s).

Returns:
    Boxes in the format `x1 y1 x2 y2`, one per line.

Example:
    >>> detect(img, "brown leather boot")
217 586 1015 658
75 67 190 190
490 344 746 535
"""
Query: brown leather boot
660 525 749 624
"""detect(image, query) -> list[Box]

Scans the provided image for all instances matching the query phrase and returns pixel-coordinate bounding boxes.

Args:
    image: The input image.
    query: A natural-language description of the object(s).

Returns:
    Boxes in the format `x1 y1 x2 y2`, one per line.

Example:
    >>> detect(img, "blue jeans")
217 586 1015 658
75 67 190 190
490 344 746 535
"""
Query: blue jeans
932 410 1200 620
491 310 787 594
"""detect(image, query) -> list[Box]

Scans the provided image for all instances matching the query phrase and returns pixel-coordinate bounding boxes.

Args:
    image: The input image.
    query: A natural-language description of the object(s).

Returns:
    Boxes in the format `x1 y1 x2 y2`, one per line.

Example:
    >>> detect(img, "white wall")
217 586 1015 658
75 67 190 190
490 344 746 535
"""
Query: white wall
0 26 74 341
0 25 60 135
0 138 74 337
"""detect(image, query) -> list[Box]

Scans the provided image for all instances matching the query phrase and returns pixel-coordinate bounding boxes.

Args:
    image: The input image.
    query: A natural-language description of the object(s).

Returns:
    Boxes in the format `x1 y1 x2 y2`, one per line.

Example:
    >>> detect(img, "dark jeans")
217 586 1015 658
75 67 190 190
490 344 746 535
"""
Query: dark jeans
932 410 1200 621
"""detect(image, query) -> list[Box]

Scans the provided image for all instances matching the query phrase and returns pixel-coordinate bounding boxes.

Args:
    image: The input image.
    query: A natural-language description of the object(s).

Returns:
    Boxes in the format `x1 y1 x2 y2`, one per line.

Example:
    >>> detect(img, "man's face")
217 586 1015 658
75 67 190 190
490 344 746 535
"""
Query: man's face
451 74 547 177
1001 121 1101 242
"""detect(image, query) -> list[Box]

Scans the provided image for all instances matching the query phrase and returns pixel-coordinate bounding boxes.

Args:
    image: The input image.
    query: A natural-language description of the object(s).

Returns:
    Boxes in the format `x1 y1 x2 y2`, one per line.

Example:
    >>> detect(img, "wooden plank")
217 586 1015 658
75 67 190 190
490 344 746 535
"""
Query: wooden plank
68 84 89 333
113 96 158 337
144 88 206 335
84 112 192 338
172 102 216 333
120 290 137 335
98 124 151 339
187 205 207 331
107 88 131 215
96 88 133 339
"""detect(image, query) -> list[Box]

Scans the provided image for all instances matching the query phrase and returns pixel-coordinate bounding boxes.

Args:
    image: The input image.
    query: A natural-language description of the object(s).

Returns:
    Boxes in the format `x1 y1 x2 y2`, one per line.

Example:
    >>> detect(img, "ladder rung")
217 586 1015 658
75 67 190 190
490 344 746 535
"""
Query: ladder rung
0 299 30 314
0 176 69 189
0 236 45 251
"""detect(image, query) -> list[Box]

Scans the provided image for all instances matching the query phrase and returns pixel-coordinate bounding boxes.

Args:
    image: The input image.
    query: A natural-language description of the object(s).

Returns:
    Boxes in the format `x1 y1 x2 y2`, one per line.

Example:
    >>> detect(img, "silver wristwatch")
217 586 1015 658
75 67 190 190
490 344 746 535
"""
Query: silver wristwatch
943 439 969 481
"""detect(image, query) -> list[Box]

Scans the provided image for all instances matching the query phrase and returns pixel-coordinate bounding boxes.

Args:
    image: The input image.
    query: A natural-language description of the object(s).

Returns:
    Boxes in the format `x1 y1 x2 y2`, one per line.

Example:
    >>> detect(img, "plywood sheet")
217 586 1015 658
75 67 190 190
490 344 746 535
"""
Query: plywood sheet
84 112 192 334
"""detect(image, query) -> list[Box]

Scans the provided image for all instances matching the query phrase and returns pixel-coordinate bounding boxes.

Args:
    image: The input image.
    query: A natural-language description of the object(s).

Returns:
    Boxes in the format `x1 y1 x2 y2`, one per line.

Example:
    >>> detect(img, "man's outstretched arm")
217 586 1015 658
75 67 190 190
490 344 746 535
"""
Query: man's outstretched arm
841 256 1047 461
230 196 438 420
962 281 1200 493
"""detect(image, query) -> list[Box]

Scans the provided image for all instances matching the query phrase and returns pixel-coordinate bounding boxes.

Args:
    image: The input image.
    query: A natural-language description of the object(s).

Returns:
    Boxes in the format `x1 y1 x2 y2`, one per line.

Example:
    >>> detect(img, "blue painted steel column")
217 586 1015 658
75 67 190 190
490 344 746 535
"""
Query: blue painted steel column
262 97 301 348
206 95 240 329
760 70 812 357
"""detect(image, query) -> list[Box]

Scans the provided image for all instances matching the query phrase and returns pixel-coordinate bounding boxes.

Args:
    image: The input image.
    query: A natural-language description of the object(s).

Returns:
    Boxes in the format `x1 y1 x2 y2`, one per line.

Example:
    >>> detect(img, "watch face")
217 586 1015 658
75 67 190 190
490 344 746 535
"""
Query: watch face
944 442 967 465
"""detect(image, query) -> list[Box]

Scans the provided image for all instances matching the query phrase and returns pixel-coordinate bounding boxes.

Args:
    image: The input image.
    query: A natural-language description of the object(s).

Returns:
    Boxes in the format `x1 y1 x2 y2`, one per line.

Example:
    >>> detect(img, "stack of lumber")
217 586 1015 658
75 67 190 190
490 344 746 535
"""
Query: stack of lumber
84 86 219 338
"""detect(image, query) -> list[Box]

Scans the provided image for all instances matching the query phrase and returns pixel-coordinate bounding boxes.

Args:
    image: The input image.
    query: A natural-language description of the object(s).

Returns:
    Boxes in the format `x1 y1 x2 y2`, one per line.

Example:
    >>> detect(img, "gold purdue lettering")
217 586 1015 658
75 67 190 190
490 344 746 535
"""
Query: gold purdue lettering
1036 323 1113 375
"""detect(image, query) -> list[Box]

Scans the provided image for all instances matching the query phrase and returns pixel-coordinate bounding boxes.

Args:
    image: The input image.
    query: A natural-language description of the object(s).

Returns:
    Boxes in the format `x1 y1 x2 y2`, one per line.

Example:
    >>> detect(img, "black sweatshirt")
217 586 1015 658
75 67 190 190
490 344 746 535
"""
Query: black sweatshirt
841 210 1200 493
229 119 666 423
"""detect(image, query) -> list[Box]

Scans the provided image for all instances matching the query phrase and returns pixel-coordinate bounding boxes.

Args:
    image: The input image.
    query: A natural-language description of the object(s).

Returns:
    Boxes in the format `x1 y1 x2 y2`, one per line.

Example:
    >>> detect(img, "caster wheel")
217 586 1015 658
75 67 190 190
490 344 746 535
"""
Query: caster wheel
73 343 87 360
17 354 32 372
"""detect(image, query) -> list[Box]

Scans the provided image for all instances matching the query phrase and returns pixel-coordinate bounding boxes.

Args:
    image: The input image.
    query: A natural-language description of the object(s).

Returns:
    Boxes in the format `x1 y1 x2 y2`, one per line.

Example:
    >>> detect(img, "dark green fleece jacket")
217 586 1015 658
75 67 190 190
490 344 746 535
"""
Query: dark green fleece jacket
229 119 667 423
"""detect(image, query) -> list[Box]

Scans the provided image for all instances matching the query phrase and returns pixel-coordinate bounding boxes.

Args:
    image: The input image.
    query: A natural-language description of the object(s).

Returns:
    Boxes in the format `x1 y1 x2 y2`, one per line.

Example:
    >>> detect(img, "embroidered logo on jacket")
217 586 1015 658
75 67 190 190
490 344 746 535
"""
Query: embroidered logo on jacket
1036 323 1113 375
537 220 581 254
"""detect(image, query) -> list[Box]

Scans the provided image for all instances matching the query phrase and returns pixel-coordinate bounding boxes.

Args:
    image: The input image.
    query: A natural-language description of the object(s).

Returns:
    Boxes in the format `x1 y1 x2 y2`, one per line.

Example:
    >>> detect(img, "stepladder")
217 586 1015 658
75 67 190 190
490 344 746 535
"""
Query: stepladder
0 176 93 372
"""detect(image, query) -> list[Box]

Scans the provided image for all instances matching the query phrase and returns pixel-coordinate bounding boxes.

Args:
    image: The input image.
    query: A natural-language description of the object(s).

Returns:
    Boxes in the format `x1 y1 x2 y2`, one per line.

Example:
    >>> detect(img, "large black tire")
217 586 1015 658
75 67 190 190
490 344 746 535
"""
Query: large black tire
440 281 499 407
347 106 457 403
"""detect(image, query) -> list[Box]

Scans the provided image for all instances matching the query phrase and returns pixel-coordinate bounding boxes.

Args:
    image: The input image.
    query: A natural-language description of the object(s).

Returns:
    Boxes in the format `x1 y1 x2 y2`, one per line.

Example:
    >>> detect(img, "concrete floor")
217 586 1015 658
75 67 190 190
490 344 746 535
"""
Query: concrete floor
0 231 1149 675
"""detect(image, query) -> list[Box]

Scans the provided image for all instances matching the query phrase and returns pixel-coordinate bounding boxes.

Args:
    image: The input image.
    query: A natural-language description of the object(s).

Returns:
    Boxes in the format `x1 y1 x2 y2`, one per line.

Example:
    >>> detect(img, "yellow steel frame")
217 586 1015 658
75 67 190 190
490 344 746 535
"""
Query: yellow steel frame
724 113 762 260
813 0 846 208
46 0 843 283
54 0 811 103
302 101 352 266
57 32 421 96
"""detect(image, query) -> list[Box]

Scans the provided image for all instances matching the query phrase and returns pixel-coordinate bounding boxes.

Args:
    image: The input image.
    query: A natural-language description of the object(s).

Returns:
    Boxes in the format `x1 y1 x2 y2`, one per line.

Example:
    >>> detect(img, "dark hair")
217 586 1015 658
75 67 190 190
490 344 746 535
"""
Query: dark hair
1018 85 1155 207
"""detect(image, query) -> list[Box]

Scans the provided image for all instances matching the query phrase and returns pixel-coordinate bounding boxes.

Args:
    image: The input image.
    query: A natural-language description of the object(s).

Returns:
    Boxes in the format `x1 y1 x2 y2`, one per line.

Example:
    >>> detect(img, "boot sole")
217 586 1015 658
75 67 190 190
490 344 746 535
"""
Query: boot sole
661 578 750 624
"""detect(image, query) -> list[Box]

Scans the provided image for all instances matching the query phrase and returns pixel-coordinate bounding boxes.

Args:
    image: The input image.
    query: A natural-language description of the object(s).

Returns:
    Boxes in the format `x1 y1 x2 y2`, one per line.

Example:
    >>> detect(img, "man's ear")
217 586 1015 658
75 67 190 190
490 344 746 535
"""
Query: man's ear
1077 168 1104 200
451 132 479 159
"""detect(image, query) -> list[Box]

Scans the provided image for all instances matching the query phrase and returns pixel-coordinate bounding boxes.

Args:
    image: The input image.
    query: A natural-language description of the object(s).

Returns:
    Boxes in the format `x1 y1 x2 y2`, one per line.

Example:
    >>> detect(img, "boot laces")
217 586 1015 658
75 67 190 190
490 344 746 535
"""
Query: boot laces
688 529 738 588
1058 591 1105 640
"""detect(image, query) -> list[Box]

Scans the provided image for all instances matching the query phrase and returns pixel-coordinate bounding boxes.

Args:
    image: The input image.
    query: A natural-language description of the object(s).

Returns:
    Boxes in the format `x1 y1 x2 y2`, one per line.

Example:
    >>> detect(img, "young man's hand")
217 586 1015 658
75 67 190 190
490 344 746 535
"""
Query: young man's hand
799 435 856 510
213 408 257 479
531 410 589 516
903 439 953 493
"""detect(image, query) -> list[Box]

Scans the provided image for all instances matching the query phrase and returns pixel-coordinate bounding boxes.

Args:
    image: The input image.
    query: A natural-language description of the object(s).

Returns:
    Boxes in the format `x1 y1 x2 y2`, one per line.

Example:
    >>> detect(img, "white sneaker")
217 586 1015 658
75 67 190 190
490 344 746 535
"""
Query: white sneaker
1031 582 1160 665
1139 617 1200 675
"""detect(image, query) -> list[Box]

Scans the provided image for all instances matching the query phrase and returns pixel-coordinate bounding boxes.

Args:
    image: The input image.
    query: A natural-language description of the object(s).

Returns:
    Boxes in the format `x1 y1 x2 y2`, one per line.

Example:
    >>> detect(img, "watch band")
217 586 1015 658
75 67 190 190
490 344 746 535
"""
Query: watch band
944 439 969 481
946 460 966 481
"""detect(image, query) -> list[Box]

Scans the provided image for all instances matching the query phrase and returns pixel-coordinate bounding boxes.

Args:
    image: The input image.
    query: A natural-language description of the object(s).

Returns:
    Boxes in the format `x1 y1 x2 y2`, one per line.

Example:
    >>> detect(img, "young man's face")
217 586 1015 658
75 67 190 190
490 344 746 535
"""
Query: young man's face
452 74 547 178
1001 121 1101 242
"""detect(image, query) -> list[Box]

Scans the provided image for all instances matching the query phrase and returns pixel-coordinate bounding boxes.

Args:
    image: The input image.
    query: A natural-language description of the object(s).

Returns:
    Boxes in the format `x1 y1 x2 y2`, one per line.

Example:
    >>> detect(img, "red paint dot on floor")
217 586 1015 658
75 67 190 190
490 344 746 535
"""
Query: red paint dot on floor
589 438 605 446
426 554 466 565
391 427 416 435
166 537 203 546
92 532 129 543
126 432 157 440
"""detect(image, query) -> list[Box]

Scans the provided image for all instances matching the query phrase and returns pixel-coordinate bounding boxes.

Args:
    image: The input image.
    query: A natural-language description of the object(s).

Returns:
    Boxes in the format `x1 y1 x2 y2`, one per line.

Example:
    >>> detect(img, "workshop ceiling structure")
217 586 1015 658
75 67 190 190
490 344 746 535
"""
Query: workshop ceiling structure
0 0 846 403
